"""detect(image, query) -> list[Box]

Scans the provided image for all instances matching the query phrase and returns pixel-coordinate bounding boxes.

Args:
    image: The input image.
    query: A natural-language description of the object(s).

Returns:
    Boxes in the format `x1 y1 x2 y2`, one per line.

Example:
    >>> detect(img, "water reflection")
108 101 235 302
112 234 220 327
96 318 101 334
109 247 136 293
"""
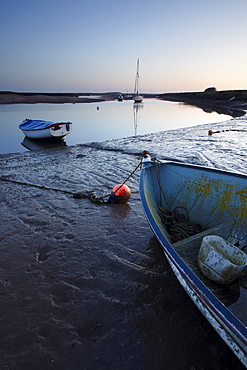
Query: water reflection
133 103 144 136
21 137 67 151
184 102 246 118
0 99 236 155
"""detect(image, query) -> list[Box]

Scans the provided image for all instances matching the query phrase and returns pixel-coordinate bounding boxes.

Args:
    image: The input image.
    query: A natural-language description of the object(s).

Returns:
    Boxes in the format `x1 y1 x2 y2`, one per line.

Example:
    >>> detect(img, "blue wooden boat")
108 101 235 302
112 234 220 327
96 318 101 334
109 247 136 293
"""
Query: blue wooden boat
140 152 247 367
19 119 72 139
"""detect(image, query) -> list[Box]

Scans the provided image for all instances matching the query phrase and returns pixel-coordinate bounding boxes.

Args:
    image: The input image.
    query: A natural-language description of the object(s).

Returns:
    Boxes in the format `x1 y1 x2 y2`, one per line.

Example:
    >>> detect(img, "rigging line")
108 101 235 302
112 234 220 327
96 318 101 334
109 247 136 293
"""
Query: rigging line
97 159 142 200
154 160 172 212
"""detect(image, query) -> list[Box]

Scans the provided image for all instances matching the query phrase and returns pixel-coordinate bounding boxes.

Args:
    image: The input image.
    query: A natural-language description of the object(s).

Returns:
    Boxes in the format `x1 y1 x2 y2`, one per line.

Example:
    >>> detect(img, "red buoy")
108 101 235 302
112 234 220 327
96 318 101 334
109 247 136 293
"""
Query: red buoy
108 184 131 203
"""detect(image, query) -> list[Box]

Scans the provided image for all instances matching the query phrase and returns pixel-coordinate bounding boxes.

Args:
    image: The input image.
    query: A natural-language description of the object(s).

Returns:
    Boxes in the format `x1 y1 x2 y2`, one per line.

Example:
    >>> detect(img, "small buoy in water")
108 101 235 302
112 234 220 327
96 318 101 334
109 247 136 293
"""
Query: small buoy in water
97 106 99 110
108 184 131 203
208 130 213 135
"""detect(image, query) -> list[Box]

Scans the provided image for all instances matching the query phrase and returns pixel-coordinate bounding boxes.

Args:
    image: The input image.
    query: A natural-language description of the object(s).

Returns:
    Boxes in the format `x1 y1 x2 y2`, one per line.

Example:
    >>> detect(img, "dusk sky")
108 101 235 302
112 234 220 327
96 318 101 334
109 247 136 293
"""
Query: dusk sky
1 0 247 93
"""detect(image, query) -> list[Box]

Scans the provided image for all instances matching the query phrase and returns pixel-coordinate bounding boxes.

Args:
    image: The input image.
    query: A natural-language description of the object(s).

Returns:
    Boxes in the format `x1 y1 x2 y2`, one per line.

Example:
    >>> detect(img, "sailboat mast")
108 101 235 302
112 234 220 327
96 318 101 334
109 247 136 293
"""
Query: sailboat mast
134 59 140 95
133 59 143 103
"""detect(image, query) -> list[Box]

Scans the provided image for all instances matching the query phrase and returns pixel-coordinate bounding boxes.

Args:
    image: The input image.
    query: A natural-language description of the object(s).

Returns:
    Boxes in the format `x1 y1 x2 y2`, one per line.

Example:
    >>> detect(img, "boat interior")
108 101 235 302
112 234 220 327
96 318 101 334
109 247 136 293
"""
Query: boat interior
146 162 247 326
172 221 247 326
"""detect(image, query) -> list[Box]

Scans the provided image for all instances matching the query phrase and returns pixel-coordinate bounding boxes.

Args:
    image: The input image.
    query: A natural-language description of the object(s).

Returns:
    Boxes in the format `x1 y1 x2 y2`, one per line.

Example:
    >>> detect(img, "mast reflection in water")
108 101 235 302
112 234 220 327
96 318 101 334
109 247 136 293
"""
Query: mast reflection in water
133 103 144 136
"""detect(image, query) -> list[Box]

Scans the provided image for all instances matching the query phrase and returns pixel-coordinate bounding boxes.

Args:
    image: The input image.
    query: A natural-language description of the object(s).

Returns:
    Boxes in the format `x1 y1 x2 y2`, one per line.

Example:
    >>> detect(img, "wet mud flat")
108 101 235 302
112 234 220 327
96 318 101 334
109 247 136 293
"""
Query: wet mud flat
1 123 247 369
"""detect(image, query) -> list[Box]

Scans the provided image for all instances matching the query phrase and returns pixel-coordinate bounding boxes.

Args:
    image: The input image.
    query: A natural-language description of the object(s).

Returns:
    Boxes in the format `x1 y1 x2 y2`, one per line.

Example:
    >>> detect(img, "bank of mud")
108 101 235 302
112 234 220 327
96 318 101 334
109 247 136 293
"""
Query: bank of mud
1 119 247 369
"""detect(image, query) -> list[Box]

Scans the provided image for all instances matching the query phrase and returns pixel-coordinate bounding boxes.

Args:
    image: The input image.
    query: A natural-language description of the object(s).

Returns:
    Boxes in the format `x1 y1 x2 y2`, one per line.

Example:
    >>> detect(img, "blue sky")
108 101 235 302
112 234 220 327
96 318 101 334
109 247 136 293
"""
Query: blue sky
1 0 247 92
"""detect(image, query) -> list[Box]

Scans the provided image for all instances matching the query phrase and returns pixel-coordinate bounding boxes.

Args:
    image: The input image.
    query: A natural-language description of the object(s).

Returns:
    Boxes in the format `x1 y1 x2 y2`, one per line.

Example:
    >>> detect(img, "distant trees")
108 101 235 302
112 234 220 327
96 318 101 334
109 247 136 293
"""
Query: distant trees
204 87 217 93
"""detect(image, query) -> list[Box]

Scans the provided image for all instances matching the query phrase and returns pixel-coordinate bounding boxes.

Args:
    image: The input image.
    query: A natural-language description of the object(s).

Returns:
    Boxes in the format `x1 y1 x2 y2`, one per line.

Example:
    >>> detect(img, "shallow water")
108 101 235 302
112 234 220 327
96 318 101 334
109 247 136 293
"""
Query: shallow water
1 113 247 369
0 99 232 154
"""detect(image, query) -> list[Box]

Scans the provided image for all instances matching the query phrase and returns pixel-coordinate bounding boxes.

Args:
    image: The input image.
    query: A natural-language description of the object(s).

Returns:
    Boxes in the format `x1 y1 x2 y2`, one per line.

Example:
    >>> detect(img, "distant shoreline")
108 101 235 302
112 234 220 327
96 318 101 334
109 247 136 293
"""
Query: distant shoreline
158 89 247 117
0 91 118 104
158 89 247 109
0 90 247 117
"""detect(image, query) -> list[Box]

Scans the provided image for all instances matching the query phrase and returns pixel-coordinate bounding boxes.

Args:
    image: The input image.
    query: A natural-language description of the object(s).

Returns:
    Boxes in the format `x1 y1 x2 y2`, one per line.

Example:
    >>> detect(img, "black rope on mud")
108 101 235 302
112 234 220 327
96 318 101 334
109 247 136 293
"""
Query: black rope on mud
0 175 115 204
208 129 247 135
0 175 90 197
0 156 143 205
158 206 202 243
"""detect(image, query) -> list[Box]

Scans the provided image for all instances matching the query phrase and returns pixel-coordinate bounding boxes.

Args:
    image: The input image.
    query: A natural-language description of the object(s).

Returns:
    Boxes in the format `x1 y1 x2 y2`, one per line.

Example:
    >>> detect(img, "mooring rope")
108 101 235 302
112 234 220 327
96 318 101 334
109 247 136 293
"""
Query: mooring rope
158 206 202 243
0 156 143 205
0 175 89 197
208 128 247 135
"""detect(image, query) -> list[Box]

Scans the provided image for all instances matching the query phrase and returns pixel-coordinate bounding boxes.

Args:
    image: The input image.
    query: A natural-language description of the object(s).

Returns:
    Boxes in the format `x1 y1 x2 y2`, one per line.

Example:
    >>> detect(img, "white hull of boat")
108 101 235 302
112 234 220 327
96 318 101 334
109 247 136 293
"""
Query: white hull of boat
21 123 72 139
133 95 143 103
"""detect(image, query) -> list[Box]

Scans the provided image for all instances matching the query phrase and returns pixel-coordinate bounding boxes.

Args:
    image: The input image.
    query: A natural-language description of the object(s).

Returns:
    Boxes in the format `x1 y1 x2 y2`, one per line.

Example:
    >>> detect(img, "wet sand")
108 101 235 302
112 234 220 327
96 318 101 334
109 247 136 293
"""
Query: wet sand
1 143 246 369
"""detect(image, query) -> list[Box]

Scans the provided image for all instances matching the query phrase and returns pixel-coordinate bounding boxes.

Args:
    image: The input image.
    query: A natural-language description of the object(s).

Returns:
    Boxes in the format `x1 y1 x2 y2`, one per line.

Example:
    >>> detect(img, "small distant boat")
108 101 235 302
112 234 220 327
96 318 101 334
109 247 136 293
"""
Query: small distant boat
124 94 133 100
117 94 123 101
133 59 143 103
140 154 247 367
19 119 72 139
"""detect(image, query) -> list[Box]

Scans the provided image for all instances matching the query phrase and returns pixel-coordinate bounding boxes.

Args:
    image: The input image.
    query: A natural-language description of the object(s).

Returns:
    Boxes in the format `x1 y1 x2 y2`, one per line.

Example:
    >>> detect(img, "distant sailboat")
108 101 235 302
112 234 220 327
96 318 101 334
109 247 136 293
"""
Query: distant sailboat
133 59 143 103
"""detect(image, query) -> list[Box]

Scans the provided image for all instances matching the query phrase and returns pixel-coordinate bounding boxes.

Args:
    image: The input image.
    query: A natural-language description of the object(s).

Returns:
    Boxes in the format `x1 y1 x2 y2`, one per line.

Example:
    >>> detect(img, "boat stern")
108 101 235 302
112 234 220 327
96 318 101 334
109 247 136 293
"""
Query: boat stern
50 122 72 137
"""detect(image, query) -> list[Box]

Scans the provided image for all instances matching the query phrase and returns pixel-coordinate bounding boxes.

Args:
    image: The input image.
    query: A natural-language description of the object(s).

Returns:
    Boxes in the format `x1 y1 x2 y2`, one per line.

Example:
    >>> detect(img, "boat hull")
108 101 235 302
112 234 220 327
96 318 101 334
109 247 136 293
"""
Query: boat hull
19 120 72 139
133 95 143 103
168 258 247 366
140 158 247 367
21 123 72 139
